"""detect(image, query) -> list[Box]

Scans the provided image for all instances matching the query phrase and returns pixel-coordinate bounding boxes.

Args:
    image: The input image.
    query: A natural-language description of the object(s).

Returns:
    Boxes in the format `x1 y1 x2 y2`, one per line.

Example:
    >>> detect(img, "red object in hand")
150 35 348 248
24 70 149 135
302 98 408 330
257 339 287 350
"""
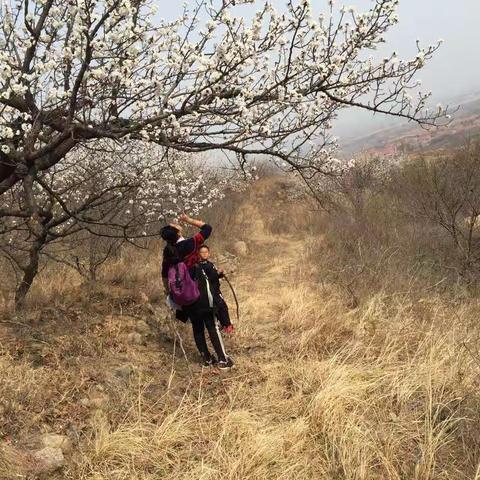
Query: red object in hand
223 325 234 334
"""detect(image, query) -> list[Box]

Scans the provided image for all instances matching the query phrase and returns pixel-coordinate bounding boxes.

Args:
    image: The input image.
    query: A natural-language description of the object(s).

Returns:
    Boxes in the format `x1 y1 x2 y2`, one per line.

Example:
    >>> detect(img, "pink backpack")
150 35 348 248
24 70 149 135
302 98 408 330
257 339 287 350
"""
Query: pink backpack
168 262 200 306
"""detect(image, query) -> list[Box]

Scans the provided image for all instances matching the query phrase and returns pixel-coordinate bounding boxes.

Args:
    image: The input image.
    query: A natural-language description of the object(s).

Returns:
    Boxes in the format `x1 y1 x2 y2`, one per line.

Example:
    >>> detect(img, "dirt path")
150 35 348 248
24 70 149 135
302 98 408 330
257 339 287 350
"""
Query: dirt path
162 178 308 375
159 179 327 478
213 180 309 366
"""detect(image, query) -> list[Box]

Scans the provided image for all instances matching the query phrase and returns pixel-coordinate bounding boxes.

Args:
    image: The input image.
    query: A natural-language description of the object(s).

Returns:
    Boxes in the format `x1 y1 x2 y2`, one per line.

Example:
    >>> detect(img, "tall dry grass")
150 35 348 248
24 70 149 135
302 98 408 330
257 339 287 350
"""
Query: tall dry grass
0 175 480 478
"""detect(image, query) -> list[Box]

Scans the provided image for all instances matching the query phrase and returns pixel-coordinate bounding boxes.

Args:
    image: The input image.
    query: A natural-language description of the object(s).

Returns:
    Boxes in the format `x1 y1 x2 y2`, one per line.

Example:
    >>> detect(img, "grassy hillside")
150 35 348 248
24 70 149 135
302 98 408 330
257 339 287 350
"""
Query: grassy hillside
1 177 479 479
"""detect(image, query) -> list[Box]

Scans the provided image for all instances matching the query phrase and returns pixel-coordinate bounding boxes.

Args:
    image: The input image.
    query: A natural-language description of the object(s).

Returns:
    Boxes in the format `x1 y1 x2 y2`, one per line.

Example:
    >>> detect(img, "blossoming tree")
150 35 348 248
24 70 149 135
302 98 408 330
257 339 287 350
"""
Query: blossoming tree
0 0 451 305
0 0 448 193
0 143 229 306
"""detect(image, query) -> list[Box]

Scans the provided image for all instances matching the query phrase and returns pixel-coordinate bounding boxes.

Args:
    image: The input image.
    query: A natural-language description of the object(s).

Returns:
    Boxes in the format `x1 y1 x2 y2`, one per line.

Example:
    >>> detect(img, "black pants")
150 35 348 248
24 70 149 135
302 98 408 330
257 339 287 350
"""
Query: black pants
215 293 232 328
189 309 228 362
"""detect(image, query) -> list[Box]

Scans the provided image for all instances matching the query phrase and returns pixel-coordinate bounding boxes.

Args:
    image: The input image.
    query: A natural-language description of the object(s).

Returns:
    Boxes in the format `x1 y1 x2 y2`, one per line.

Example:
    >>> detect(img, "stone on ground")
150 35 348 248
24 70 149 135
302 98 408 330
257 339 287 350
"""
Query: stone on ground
32 447 64 474
40 433 72 453
233 241 248 256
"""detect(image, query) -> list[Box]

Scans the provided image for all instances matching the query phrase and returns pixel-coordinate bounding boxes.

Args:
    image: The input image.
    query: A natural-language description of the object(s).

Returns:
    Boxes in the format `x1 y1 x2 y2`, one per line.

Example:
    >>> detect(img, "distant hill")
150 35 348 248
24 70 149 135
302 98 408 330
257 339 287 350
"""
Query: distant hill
340 93 480 158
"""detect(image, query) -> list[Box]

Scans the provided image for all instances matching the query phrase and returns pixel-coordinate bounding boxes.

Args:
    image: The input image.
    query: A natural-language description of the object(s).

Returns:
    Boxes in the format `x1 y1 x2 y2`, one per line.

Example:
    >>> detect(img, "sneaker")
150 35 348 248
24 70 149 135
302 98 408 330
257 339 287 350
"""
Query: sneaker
217 357 234 370
222 325 234 334
201 355 217 368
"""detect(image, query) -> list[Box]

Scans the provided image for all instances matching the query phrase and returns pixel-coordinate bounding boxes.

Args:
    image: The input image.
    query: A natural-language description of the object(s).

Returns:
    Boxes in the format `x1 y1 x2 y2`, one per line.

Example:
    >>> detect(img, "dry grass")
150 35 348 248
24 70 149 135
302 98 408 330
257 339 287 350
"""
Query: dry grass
1 176 480 479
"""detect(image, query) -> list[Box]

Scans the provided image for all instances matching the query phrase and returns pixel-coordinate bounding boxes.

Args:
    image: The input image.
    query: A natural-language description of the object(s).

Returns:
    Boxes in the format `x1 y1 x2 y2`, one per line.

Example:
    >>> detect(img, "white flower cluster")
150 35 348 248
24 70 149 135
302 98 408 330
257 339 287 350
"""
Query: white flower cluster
0 141 248 256
0 0 448 200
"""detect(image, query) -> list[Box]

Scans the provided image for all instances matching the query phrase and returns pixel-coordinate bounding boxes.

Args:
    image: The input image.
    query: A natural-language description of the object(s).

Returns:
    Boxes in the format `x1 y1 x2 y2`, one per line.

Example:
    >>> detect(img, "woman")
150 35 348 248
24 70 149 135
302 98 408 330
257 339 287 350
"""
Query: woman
161 213 234 370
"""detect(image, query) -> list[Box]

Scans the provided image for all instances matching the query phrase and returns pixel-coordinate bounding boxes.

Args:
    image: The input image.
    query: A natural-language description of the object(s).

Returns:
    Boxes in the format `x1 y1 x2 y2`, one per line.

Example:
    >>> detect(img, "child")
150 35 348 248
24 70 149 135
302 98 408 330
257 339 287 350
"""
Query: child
198 244 234 334
161 216 234 369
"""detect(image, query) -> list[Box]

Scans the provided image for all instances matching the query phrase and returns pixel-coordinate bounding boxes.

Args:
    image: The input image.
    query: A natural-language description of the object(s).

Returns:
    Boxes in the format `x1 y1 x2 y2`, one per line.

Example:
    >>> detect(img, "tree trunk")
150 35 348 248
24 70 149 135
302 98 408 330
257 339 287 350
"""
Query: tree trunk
88 262 97 282
88 235 97 282
15 243 41 309
14 166 50 309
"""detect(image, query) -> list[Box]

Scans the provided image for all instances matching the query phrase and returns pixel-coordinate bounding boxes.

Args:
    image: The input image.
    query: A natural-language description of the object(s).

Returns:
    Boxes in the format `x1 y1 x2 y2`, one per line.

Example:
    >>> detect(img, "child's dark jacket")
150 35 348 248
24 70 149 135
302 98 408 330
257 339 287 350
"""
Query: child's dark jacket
198 260 224 295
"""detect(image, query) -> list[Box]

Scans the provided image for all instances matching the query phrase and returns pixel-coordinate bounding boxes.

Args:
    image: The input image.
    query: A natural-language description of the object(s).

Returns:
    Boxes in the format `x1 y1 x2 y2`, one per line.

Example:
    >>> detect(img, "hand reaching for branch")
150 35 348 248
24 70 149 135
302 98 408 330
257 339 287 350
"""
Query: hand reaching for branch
178 213 205 228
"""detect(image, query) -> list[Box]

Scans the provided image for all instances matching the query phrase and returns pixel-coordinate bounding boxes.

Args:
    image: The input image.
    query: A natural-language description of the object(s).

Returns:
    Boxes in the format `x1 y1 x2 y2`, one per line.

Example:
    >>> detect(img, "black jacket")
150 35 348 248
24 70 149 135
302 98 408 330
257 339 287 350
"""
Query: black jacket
198 260 224 296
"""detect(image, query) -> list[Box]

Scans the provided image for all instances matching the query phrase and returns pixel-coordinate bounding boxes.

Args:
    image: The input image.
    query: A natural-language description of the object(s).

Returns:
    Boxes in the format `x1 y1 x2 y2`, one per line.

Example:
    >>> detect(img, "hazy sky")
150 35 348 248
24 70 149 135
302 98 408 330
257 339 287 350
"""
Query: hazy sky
333 0 480 139
161 1 480 140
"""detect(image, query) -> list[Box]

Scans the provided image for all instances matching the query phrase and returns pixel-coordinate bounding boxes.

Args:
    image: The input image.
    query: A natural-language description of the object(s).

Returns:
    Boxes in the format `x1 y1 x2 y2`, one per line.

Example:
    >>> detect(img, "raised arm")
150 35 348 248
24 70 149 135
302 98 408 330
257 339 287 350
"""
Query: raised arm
179 213 205 228
179 213 212 241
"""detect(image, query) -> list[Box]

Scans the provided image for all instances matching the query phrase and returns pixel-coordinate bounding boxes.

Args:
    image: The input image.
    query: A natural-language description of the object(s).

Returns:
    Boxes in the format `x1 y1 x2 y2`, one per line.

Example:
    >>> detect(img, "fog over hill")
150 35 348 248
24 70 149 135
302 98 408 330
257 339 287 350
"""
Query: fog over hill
338 91 480 157
325 0 480 154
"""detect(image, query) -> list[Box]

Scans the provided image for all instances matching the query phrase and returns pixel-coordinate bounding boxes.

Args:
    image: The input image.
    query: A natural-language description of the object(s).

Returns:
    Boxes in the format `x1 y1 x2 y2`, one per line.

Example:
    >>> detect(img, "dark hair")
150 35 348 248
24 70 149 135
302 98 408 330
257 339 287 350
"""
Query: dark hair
161 225 181 267
199 244 209 251
160 225 180 244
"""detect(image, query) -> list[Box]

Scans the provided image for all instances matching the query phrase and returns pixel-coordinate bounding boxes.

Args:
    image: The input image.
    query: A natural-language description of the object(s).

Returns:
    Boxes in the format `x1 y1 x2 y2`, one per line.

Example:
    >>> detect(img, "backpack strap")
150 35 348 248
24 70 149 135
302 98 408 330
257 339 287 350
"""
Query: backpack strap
174 264 181 289
190 263 199 280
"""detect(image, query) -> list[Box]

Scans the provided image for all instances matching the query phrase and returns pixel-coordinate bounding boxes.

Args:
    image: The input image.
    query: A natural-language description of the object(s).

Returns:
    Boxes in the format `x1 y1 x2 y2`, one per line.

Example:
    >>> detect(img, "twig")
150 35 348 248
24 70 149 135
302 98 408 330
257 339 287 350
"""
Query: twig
461 341 480 370
223 274 240 322
0 320 29 327
167 331 177 391
168 314 191 372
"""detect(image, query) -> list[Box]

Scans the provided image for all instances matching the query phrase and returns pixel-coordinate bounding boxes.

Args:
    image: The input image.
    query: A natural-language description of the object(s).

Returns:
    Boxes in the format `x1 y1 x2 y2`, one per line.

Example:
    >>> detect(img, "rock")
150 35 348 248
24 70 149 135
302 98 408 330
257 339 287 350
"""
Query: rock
113 364 134 381
33 447 64 473
126 332 144 345
233 241 248 256
134 320 151 335
40 434 72 454
79 397 90 407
